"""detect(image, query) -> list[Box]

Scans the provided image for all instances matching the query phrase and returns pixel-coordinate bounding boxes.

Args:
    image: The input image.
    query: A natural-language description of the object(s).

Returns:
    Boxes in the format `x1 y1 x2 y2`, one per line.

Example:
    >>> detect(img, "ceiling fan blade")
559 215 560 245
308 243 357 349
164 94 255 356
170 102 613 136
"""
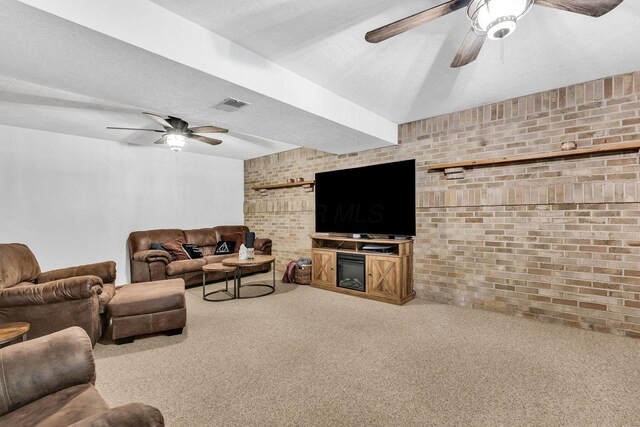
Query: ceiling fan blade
106 127 165 132
535 0 624 17
142 112 174 129
450 28 486 68
190 134 222 146
153 136 166 145
188 125 229 134
365 0 471 43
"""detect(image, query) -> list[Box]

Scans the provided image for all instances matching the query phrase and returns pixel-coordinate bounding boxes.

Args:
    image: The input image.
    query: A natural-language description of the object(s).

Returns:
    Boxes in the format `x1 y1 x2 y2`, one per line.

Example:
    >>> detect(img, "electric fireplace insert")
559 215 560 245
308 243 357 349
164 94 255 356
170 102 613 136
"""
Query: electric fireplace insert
337 253 365 292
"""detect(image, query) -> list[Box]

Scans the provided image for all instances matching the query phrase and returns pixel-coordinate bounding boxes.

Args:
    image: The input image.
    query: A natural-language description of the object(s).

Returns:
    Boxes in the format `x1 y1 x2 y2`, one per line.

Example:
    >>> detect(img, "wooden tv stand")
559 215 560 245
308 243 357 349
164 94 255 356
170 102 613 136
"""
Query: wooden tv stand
310 234 414 305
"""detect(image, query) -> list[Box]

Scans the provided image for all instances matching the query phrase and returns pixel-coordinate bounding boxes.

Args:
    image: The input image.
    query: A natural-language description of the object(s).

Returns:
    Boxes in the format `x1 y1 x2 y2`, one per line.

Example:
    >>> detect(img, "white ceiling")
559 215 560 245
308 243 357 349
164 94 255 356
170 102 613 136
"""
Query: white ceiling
2 0 639 159
151 0 640 124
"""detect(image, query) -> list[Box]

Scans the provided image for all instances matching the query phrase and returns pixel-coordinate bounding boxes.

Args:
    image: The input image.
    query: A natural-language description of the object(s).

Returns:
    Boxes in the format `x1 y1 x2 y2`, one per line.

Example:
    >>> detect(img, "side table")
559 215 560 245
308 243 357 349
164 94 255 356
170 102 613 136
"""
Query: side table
202 263 237 301
0 322 30 348
222 255 276 299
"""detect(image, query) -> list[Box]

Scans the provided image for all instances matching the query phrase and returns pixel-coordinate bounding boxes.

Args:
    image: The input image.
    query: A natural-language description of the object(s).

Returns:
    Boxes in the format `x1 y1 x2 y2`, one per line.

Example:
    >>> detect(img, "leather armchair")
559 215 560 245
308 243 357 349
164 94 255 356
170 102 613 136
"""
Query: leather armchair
0 243 116 345
0 326 164 426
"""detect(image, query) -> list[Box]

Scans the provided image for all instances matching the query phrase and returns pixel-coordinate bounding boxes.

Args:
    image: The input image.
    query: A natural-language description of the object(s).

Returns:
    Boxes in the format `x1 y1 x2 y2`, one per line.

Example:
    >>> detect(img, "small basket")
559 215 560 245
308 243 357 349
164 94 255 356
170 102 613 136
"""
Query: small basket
294 266 311 285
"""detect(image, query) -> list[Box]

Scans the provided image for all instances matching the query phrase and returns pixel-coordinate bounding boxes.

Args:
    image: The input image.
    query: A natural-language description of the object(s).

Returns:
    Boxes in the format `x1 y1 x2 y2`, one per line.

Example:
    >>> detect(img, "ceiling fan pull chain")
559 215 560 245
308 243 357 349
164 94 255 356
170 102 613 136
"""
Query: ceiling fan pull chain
500 38 504 64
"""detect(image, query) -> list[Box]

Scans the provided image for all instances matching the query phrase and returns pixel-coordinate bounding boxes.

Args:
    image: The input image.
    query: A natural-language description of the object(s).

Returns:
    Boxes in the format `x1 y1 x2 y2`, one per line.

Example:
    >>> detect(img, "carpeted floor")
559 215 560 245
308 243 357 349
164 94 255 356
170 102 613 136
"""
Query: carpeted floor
94 274 640 426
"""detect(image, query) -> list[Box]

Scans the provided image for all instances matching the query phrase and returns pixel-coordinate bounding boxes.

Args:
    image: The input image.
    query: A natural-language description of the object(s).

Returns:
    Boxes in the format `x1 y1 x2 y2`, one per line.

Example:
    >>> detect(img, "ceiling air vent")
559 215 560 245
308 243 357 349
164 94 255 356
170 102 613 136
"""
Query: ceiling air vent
213 97 250 112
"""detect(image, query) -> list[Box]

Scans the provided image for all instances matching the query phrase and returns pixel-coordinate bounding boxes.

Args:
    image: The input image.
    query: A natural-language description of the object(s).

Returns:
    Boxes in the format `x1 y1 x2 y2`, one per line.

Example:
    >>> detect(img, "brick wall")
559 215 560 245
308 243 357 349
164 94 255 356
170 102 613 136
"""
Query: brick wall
245 71 640 338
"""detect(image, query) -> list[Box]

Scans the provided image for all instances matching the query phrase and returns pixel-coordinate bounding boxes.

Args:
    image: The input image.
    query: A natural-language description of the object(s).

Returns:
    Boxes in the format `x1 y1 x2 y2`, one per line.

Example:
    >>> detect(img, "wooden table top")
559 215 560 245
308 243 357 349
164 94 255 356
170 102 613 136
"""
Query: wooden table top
202 262 236 272
0 322 30 345
222 255 275 267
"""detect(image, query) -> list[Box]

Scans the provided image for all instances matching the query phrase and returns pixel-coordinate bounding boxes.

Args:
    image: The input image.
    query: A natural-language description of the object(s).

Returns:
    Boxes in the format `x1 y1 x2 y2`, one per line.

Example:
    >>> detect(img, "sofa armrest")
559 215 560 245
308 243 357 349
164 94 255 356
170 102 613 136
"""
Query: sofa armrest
69 403 165 427
38 261 116 284
0 326 95 417
0 276 102 308
254 238 272 254
132 250 172 265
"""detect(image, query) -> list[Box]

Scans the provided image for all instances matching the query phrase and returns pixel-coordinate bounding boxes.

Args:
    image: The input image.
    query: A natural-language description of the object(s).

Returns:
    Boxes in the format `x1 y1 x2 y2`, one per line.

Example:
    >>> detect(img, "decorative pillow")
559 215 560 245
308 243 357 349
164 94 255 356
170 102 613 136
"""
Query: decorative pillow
220 233 246 252
182 243 203 259
214 241 236 255
161 238 189 261
150 243 166 251
245 232 255 249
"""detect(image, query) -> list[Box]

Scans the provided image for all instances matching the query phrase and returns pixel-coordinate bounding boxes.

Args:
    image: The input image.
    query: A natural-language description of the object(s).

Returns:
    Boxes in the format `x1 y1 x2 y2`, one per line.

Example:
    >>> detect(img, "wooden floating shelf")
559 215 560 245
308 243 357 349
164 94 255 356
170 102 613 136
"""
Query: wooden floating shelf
428 141 640 171
252 181 315 191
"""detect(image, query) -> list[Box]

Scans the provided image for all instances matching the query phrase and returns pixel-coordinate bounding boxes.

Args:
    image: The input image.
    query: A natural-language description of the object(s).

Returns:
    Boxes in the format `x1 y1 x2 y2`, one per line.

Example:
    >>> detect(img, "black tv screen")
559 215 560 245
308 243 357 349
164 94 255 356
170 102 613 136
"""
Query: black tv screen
315 159 416 237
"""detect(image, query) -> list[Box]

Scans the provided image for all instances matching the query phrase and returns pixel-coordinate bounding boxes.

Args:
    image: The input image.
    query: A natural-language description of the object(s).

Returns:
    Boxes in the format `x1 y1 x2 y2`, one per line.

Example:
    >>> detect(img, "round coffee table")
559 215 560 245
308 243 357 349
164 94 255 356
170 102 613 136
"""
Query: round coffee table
222 255 276 299
0 322 30 348
202 263 237 302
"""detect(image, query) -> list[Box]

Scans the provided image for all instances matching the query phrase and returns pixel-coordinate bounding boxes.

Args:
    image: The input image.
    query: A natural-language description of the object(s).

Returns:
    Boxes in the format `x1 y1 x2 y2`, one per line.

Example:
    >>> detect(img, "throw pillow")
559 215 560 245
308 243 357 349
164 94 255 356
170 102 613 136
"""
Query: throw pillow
245 231 255 248
182 243 203 259
150 243 166 251
220 233 246 252
214 241 236 255
161 238 189 261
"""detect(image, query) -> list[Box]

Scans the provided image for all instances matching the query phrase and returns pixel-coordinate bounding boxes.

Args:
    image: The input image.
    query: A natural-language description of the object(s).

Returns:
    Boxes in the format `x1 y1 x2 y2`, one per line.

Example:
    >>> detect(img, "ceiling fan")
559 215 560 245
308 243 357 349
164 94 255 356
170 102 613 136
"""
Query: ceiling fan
365 0 624 68
107 112 228 152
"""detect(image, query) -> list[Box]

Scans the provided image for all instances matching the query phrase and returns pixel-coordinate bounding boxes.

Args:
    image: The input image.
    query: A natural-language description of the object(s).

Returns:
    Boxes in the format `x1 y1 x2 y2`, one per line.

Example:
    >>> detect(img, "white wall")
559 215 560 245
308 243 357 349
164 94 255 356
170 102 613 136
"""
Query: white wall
0 124 244 284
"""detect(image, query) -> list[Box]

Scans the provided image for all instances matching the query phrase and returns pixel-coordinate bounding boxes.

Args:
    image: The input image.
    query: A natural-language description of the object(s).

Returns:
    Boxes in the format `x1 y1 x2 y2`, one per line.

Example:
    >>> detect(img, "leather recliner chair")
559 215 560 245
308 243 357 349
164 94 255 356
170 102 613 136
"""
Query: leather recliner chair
0 243 116 345
0 326 164 426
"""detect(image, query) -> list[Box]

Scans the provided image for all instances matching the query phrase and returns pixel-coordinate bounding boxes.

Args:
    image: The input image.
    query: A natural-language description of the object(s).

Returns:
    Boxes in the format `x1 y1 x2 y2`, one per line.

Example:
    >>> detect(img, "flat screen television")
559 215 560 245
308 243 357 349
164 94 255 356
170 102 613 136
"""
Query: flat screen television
315 159 416 237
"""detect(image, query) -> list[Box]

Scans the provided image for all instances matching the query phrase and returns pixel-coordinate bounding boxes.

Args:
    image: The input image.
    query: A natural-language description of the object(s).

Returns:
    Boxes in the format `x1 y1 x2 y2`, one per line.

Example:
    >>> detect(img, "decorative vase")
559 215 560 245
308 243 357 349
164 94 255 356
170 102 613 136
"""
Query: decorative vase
239 244 248 260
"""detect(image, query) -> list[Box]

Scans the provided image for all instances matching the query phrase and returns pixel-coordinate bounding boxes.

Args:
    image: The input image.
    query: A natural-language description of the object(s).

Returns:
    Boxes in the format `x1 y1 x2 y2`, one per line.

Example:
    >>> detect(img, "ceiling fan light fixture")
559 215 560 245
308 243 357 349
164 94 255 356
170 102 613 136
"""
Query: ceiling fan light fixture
486 16 517 40
468 0 533 40
165 134 187 152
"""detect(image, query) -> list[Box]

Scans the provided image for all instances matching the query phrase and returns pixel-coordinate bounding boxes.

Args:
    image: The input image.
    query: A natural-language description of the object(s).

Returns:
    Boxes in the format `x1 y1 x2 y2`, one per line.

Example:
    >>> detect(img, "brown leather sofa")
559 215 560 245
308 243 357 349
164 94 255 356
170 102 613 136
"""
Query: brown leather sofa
0 326 164 426
128 225 272 287
0 243 115 346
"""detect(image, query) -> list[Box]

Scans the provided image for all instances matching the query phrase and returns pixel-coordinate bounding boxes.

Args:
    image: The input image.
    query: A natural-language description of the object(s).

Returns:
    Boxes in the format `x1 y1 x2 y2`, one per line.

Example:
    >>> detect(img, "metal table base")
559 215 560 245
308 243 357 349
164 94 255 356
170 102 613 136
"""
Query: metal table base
202 270 236 302
234 260 276 299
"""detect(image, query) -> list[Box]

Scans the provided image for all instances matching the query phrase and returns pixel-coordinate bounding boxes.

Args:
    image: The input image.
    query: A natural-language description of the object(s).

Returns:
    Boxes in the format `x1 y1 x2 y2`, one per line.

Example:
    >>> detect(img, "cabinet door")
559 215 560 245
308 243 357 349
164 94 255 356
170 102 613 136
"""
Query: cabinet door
367 256 402 299
311 250 336 287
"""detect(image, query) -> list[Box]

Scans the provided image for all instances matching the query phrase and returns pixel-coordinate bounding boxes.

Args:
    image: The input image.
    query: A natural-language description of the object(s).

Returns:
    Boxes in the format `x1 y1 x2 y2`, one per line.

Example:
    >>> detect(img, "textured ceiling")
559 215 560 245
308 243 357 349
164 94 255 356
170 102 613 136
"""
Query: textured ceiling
2 0 639 159
0 77 298 159
1 0 395 159
151 0 640 124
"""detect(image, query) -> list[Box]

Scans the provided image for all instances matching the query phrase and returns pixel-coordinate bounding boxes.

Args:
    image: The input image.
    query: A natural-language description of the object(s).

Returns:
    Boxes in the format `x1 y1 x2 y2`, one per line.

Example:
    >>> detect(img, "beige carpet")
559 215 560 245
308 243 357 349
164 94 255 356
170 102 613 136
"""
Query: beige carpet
94 274 640 426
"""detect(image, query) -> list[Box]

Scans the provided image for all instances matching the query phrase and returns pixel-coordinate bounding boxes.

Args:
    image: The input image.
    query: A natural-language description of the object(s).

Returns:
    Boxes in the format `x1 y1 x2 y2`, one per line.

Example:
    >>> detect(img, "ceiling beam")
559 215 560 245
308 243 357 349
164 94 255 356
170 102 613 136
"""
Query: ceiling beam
17 0 398 149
